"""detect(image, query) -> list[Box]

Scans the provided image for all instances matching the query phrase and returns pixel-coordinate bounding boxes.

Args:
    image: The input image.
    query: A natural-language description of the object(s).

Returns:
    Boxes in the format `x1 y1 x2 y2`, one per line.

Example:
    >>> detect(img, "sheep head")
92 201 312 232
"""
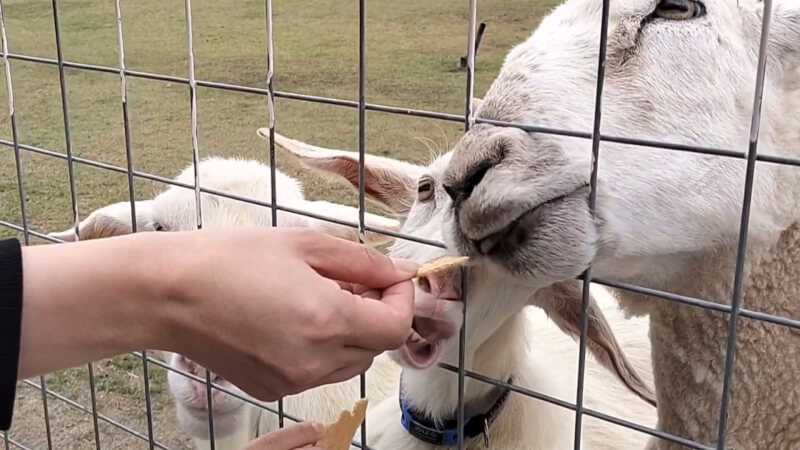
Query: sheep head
271 131 656 407
442 0 800 292
48 157 400 247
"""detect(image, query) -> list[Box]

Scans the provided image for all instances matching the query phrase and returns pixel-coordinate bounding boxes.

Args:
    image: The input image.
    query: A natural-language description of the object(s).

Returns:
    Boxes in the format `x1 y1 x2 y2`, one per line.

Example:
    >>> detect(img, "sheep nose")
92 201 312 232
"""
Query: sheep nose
443 184 460 203
443 163 492 207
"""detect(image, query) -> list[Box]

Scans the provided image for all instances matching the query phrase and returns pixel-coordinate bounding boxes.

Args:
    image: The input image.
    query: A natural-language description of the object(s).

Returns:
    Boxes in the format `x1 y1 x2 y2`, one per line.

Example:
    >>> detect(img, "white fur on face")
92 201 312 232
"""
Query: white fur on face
442 0 800 288
166 353 249 440
388 154 542 368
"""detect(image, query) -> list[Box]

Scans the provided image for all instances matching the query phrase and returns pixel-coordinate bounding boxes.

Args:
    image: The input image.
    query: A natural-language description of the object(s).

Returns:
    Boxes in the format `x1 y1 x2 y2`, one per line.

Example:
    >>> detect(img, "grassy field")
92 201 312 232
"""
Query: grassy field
0 0 557 448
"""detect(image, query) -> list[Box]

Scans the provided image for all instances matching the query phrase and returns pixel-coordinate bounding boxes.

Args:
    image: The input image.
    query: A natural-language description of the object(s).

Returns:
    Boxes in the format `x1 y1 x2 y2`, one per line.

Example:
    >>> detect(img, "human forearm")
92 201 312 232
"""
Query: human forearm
18 232 179 379
14 226 415 404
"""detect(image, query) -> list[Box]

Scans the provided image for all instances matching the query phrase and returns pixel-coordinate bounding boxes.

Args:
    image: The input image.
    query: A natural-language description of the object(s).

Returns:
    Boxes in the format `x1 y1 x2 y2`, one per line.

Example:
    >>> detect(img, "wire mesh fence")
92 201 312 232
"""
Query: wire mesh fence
0 0 797 449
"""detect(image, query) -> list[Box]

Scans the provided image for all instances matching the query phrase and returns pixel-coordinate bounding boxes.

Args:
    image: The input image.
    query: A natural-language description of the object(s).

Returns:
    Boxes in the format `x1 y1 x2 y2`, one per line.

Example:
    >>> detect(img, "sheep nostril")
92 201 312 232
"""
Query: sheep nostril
446 163 494 206
479 233 502 255
463 164 490 200
475 225 513 256
443 183 459 202
470 239 483 254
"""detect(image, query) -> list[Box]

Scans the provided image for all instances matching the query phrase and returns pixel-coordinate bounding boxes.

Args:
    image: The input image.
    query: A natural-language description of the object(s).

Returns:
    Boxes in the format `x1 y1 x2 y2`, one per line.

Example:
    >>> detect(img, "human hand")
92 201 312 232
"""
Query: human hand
243 421 325 450
161 227 418 402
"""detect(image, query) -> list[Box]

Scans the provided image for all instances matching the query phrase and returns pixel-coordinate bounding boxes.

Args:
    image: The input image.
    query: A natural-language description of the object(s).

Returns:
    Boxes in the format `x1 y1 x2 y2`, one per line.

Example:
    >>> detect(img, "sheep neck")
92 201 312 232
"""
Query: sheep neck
636 222 800 449
398 312 527 425
398 371 511 446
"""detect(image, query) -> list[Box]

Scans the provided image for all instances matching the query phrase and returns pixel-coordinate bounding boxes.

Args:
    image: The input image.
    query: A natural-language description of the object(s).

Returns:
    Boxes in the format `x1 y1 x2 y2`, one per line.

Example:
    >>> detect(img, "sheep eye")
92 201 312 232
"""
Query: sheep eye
154 223 166 232
417 178 434 202
654 0 705 20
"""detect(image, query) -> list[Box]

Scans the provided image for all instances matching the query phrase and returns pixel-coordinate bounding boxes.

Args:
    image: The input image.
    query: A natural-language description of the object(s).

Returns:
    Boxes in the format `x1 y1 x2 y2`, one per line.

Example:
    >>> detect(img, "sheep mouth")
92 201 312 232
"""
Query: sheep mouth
182 396 245 416
471 184 590 256
400 299 460 369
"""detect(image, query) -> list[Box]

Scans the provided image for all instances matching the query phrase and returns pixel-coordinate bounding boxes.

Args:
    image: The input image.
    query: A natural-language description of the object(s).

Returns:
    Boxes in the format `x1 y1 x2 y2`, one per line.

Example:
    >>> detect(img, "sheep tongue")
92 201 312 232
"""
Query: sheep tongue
399 311 456 369
401 330 442 369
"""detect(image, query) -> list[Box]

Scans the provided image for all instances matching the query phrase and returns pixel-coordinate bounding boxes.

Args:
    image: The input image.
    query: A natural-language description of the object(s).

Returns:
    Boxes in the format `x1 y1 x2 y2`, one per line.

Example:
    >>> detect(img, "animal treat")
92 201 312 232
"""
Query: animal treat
315 398 368 450
415 255 470 278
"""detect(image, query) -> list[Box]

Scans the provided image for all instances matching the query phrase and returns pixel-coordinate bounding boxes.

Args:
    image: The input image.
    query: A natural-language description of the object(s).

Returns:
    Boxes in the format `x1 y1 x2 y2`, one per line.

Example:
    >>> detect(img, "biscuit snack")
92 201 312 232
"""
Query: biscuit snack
415 255 470 278
315 398 368 450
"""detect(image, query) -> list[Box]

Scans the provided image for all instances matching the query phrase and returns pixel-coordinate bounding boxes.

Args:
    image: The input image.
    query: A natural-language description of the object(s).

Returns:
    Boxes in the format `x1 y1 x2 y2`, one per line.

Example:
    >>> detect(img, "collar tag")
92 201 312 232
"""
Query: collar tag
401 399 459 445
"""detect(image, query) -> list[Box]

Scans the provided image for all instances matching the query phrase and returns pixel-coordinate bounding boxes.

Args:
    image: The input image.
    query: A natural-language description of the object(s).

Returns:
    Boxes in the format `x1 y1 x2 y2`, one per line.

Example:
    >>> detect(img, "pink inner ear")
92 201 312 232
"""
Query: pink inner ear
328 157 385 200
324 156 416 214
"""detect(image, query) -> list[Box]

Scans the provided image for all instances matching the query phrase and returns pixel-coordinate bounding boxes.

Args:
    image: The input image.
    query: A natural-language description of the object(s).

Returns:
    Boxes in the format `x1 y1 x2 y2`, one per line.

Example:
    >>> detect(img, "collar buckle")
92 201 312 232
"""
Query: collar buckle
482 417 490 448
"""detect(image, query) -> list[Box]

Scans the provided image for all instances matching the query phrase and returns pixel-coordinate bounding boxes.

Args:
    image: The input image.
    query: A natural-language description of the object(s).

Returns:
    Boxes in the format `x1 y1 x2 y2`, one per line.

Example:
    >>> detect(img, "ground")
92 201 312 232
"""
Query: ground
0 0 556 448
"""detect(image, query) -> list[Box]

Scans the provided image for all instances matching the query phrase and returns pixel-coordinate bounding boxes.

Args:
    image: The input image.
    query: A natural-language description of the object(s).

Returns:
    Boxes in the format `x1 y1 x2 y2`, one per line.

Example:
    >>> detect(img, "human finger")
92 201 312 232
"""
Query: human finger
359 288 381 300
285 347 378 395
339 280 415 350
243 421 325 450
336 282 381 299
294 231 418 287
335 281 355 293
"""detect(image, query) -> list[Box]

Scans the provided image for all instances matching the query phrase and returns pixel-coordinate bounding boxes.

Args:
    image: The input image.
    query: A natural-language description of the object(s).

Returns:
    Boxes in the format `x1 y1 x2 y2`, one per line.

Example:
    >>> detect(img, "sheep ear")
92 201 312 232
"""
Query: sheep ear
304 200 399 246
533 281 657 408
48 200 157 242
259 130 425 216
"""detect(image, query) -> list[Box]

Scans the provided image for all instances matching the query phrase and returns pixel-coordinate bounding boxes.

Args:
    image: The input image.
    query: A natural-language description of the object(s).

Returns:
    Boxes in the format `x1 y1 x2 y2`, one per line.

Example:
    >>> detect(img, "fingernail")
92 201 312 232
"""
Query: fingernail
391 258 419 275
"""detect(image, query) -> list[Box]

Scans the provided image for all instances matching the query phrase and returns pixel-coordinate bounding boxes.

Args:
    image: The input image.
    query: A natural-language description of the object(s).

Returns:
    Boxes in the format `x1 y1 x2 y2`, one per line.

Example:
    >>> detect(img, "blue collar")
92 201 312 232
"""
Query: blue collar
399 373 512 447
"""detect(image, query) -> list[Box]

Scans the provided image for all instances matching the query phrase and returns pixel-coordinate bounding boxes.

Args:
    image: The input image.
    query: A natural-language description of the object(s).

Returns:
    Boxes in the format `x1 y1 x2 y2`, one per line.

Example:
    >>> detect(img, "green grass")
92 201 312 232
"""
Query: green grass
0 0 558 240
1 0 557 447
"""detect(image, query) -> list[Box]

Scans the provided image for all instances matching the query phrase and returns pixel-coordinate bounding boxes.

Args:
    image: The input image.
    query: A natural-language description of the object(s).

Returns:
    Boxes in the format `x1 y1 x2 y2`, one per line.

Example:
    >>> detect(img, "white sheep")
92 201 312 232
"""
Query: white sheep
268 131 658 449
49 156 404 450
430 0 800 448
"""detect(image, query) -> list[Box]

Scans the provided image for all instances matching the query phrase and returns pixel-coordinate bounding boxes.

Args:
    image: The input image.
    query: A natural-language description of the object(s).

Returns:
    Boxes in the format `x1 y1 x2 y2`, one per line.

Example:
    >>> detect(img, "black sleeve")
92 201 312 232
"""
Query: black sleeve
0 238 23 431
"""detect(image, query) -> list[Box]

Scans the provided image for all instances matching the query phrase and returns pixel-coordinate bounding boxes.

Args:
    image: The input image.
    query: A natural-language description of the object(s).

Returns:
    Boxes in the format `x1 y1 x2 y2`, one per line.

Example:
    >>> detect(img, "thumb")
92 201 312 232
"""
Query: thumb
296 231 418 288
243 422 326 450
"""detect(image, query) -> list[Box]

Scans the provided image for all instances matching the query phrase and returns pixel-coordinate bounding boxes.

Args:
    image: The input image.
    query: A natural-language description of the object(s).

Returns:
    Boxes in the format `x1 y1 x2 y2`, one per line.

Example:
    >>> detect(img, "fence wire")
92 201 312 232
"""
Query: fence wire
0 0 792 450
573 0 611 446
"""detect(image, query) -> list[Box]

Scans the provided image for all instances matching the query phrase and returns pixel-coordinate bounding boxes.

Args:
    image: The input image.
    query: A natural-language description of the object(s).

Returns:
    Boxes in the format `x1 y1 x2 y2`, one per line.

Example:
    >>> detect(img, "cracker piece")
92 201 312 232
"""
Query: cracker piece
315 398 368 450
415 255 470 278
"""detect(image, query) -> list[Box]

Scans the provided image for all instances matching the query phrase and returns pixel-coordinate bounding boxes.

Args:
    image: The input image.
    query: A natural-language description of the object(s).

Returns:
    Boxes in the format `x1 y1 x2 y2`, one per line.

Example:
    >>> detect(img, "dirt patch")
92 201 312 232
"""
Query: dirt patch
7 356 194 450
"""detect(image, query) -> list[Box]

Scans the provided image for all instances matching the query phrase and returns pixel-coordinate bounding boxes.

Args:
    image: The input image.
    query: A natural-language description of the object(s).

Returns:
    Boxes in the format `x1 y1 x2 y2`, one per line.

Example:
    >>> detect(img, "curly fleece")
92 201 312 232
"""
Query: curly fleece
617 222 800 450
